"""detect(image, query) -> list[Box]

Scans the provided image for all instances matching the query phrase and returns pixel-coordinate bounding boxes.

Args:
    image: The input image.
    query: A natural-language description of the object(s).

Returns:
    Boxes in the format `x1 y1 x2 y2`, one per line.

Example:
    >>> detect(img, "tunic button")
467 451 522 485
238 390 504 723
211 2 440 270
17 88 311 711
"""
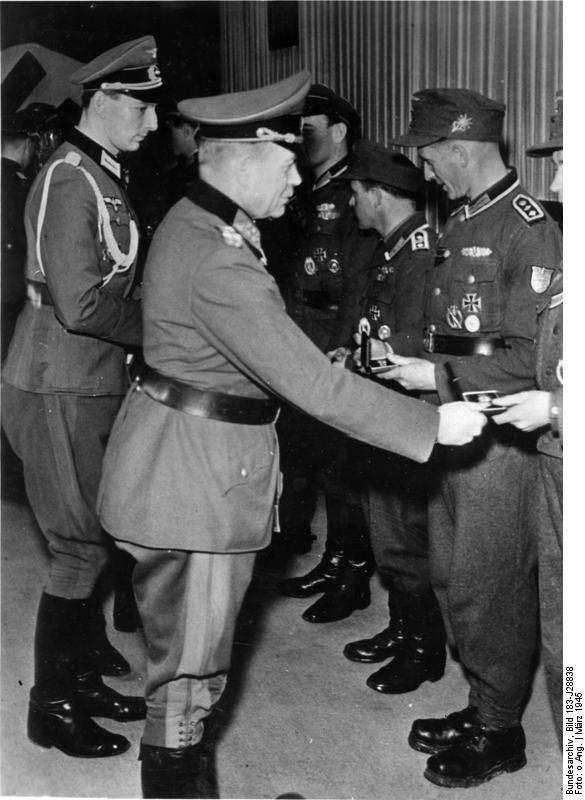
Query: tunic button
429 324 436 333
553 325 559 335
241 468 248 478
467 275 476 284
433 287 441 296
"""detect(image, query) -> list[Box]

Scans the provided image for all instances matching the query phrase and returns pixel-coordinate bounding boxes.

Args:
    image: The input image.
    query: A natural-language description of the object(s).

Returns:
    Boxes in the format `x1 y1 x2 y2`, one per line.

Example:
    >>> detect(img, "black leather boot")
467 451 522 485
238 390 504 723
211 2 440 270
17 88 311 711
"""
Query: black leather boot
277 550 344 598
27 592 131 758
344 587 405 662
302 560 371 623
28 689 130 758
366 590 446 693
408 705 479 754
424 724 527 788
81 592 131 677
73 670 146 721
140 740 219 799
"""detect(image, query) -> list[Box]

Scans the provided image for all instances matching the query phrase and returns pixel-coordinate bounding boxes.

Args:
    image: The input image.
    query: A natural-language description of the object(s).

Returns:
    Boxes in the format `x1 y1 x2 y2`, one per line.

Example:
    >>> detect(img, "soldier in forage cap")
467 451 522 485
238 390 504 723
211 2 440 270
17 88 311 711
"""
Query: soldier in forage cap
371 87 562 788
2 35 163 759
494 89 563 745
274 83 379 624
96 72 486 798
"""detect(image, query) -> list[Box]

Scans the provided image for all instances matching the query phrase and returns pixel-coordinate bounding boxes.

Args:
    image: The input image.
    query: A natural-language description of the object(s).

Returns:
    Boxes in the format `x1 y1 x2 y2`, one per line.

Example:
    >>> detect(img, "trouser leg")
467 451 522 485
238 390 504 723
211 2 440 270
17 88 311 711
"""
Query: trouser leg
428 439 539 729
533 453 563 744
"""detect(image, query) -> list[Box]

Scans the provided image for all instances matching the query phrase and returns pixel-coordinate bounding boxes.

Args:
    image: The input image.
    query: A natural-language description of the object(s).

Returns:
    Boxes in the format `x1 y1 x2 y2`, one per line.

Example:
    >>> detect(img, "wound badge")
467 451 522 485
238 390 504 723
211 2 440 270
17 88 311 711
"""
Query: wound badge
328 258 341 274
378 325 391 340
304 257 317 275
446 305 463 329
530 266 553 293
464 314 481 332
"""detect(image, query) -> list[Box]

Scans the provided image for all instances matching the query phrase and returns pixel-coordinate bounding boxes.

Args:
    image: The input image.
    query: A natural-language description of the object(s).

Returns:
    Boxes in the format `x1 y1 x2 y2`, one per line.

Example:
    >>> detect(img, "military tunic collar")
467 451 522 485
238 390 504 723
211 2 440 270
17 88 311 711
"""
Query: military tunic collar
187 179 266 263
312 155 350 191
451 168 519 220
67 127 126 186
382 211 429 258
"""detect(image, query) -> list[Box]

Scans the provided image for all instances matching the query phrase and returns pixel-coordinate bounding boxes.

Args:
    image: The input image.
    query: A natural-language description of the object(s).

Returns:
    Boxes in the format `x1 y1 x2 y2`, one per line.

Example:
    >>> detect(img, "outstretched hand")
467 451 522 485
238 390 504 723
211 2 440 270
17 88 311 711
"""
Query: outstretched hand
437 401 489 445
491 391 553 431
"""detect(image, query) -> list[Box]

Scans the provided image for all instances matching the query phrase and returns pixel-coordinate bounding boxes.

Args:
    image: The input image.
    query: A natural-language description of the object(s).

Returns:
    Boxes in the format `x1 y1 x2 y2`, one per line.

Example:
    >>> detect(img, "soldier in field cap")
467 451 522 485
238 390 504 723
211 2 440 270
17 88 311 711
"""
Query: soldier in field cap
2 35 163 760
370 88 563 788
97 72 487 797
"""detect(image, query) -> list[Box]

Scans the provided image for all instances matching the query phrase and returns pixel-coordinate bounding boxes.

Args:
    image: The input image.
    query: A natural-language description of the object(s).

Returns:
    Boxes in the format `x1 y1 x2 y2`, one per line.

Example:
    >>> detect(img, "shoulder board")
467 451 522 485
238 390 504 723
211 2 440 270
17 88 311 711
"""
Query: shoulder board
410 227 430 251
512 194 545 225
549 291 563 309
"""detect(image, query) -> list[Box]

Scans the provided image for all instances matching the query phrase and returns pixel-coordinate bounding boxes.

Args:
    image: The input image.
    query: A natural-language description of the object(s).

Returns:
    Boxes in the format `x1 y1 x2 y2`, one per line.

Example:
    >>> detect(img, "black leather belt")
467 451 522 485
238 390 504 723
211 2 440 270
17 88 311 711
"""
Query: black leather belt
294 290 339 312
423 330 506 356
135 365 280 425
27 280 54 306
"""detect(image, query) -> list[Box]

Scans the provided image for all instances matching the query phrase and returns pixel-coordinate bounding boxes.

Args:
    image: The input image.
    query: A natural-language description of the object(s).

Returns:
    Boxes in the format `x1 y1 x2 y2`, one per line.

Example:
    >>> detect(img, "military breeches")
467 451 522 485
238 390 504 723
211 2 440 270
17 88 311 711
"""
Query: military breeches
2 384 121 598
117 542 256 748
531 452 563 743
365 450 436 593
428 437 538 729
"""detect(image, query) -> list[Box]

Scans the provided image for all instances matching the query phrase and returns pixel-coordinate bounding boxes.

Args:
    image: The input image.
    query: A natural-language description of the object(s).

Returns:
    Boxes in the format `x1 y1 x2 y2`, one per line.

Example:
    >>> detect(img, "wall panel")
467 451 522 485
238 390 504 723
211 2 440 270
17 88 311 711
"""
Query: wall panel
220 0 562 200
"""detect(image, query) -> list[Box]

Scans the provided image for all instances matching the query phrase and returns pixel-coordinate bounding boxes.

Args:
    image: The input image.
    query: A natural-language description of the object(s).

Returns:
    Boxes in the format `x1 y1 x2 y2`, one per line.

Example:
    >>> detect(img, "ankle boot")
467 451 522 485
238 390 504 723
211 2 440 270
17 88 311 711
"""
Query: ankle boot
28 592 131 758
366 589 446 693
73 670 146 721
28 688 130 758
409 705 479 754
81 592 131 677
277 550 344 598
302 560 371 623
140 740 219 799
344 586 405 662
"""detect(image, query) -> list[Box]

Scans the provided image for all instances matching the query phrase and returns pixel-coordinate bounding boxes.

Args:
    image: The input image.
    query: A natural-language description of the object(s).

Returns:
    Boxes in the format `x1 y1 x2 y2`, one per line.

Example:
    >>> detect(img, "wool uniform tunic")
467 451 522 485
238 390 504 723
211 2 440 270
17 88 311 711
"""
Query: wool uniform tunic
2 128 142 598
352 212 439 594
421 169 562 729
97 178 442 747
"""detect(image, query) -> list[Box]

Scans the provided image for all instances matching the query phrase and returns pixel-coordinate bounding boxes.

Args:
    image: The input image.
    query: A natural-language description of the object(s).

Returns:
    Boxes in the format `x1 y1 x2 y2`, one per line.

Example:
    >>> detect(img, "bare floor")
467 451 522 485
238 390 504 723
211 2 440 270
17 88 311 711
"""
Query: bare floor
1 497 560 799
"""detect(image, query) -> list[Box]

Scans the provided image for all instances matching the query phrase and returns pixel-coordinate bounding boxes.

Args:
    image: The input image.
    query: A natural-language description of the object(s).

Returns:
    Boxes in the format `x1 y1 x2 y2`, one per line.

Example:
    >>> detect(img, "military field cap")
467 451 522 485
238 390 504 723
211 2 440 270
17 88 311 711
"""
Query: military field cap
526 90 563 156
340 139 425 194
70 35 163 103
302 83 361 136
392 88 505 148
178 70 311 146
1 103 58 135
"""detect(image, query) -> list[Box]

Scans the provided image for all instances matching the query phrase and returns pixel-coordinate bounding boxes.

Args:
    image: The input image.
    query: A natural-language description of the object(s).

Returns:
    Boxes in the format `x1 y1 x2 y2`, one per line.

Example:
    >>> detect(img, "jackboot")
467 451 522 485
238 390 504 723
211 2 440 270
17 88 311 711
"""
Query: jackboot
366 590 446 693
27 592 131 757
73 670 146 721
344 586 405 663
140 740 219 799
82 592 131 676
408 705 479 754
302 560 371 623
277 550 344 598
424 724 527 788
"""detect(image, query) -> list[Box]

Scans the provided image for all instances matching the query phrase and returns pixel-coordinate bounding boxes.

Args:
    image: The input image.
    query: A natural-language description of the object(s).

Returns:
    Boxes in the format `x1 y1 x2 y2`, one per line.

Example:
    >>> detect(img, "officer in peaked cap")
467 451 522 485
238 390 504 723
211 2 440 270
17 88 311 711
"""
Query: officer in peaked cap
2 35 163 761
274 83 378 622
97 73 485 798
328 140 447 698
376 88 563 788
494 88 563 745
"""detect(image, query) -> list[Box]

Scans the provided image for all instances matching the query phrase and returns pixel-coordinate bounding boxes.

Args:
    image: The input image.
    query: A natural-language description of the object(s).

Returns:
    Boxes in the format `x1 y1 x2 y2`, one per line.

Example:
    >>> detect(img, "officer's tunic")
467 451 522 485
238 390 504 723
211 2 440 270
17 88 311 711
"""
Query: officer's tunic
422 169 562 728
354 213 439 593
528 271 563 740
2 128 142 598
97 179 440 747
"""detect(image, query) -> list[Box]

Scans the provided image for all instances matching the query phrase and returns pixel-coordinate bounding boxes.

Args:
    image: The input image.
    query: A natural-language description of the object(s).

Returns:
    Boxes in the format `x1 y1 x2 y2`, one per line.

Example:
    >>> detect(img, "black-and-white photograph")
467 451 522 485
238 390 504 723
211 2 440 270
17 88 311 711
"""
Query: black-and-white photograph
1 2 568 798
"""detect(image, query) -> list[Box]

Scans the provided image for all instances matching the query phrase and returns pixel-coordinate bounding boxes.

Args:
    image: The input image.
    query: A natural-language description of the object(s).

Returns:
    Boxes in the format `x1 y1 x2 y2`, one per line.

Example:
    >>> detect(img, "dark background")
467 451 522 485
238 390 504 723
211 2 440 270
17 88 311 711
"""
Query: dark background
1 1 222 103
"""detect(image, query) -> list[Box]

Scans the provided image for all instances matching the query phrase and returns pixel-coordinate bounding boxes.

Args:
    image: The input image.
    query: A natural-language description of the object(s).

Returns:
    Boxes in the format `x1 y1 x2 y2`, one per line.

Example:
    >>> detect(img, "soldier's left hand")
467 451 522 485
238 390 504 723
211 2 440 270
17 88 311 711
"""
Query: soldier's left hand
491 391 553 431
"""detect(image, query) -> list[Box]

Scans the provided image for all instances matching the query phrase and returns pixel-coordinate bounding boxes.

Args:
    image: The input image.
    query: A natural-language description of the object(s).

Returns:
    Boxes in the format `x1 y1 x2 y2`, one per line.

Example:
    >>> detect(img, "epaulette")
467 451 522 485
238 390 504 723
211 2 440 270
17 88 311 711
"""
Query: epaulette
512 194 545 226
